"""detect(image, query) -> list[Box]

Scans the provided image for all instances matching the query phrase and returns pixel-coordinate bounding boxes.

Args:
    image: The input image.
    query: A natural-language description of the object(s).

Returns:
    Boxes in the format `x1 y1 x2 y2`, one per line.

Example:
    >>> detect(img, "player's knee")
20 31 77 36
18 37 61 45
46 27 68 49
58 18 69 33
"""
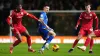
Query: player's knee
52 32 56 37
49 31 56 37
77 37 80 40
88 35 91 39
15 34 22 42
77 34 82 40
25 34 30 38
77 36 81 40
17 38 22 42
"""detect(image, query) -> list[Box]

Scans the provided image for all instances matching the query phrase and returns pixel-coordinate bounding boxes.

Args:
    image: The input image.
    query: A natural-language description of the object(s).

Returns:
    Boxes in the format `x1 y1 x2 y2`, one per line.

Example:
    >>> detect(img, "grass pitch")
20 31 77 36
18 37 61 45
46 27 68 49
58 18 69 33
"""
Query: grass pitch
0 43 100 56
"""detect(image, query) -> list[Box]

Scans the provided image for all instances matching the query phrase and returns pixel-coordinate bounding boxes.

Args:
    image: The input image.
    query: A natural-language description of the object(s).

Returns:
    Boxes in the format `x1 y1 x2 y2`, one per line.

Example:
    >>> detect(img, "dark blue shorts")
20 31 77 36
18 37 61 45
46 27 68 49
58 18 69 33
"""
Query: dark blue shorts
38 28 49 40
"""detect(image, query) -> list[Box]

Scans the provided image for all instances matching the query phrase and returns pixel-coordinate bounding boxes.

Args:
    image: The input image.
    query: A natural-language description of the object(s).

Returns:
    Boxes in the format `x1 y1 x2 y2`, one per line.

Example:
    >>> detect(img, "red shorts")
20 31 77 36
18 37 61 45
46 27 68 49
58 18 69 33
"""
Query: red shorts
79 28 93 36
94 30 100 37
12 25 26 35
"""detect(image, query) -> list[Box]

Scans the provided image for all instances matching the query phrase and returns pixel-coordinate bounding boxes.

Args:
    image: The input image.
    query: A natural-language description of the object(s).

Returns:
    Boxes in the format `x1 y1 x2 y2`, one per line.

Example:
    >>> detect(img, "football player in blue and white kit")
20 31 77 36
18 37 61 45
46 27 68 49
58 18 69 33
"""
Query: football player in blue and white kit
38 6 56 54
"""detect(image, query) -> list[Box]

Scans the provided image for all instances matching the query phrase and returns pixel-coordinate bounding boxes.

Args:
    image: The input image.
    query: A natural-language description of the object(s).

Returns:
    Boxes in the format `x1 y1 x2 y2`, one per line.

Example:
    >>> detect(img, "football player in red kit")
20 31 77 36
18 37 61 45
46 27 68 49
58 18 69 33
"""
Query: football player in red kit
6 4 40 54
77 29 100 52
68 3 98 54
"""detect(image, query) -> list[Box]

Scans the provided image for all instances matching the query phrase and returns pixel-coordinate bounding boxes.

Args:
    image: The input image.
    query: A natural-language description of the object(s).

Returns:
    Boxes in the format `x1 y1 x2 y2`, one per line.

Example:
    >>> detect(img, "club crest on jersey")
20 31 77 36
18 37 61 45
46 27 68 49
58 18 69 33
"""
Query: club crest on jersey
21 12 23 15
90 14 92 16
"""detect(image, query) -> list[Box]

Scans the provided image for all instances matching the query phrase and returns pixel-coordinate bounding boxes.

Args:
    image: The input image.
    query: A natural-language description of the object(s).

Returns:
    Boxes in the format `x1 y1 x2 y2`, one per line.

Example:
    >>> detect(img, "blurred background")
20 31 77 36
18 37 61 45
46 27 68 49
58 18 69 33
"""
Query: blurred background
0 0 100 36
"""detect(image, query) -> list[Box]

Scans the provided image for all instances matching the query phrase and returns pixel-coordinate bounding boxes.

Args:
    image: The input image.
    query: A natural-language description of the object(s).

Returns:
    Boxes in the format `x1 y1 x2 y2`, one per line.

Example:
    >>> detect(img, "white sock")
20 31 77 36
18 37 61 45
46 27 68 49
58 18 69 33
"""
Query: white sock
41 48 44 51
28 46 31 49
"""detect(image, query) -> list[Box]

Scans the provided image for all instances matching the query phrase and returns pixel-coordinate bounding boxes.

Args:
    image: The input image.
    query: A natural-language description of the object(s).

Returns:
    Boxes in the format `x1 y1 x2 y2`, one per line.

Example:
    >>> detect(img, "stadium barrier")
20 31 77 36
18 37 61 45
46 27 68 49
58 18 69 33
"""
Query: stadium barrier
0 36 100 43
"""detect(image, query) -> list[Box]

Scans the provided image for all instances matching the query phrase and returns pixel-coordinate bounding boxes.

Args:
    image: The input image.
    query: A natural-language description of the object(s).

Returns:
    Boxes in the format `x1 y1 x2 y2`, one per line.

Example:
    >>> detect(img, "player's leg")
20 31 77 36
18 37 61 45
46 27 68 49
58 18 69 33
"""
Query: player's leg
68 34 82 53
45 30 56 49
38 29 49 54
39 29 56 54
89 38 94 54
77 30 96 52
89 30 100 54
68 29 84 53
22 30 36 53
10 29 22 54
77 35 91 51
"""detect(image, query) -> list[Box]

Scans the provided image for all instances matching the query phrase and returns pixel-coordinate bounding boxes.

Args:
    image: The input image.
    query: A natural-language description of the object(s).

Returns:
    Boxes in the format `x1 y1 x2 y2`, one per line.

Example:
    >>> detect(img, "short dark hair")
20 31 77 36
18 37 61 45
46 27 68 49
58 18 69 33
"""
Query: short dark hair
15 3 21 7
85 3 91 6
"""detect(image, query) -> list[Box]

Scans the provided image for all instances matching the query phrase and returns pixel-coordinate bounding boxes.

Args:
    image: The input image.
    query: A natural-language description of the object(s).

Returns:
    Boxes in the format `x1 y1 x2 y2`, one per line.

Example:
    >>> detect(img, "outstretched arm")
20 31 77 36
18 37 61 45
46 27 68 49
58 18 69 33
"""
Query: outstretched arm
6 10 14 27
75 13 82 29
95 18 98 30
93 13 99 30
75 18 81 29
24 10 50 29
23 10 38 21
6 16 11 25
27 13 39 21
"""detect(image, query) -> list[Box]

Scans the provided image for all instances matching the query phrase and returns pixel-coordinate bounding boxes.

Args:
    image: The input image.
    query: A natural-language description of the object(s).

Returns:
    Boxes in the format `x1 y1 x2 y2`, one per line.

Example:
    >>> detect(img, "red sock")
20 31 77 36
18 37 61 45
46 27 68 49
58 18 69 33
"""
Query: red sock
84 37 91 46
27 36 32 47
90 39 94 50
72 39 79 48
13 40 21 47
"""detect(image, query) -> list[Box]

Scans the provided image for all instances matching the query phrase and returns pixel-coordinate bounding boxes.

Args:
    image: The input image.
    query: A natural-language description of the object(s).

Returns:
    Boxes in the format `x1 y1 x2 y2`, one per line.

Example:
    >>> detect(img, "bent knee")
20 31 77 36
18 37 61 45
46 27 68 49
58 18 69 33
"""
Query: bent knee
52 32 56 37
17 39 22 42
77 35 82 40
49 31 56 37
77 38 81 40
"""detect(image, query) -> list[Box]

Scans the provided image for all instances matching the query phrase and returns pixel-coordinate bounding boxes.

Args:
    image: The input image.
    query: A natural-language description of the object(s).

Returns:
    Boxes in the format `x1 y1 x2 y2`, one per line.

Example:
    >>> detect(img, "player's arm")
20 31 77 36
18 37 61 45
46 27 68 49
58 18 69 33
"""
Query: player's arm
23 10 49 29
75 13 82 29
39 14 49 29
93 12 99 30
23 10 39 21
6 10 14 27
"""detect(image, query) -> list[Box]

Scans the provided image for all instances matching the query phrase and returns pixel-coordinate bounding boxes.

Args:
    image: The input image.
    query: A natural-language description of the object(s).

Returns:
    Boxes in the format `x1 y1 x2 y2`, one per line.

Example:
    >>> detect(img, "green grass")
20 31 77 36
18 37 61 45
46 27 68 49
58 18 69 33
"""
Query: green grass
0 43 100 56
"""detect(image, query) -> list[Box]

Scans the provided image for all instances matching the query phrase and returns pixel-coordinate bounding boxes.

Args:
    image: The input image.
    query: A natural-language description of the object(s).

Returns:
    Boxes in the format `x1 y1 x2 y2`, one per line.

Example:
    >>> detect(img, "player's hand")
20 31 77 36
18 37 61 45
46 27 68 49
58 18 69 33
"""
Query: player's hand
9 24 12 27
75 25 78 30
47 28 54 31
9 24 14 30
38 19 41 22
75 27 77 30
11 27 14 30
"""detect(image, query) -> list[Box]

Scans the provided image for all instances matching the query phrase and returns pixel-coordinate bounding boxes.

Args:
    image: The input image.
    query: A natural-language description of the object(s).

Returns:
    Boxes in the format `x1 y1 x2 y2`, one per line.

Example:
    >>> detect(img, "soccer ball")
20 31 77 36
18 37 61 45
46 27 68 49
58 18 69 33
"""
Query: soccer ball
52 44 59 52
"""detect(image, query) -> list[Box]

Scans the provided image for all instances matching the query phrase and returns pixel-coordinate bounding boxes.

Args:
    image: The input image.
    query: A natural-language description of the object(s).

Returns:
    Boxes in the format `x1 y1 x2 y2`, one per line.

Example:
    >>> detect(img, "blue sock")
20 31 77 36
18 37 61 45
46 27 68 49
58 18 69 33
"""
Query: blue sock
42 35 54 50
47 35 54 43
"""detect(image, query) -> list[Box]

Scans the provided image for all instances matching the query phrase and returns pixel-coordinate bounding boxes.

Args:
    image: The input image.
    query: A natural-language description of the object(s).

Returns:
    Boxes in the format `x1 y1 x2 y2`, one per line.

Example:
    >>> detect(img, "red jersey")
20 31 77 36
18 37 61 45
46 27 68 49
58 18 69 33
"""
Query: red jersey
6 9 38 27
76 11 98 29
11 9 27 26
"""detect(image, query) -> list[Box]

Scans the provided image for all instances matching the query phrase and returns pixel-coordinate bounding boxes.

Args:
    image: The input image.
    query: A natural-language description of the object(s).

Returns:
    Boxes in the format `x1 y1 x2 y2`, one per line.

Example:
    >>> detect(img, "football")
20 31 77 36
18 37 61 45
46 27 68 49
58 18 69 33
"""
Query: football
52 44 59 52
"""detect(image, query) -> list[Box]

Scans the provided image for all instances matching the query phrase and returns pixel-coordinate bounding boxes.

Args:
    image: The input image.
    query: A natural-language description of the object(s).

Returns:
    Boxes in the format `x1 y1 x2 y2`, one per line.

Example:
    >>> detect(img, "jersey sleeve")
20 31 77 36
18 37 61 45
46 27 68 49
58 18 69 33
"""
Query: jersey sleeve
22 9 38 21
9 10 15 18
79 13 83 19
40 13 44 20
23 9 29 15
6 10 14 25
93 12 99 29
93 12 98 19
75 13 83 27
